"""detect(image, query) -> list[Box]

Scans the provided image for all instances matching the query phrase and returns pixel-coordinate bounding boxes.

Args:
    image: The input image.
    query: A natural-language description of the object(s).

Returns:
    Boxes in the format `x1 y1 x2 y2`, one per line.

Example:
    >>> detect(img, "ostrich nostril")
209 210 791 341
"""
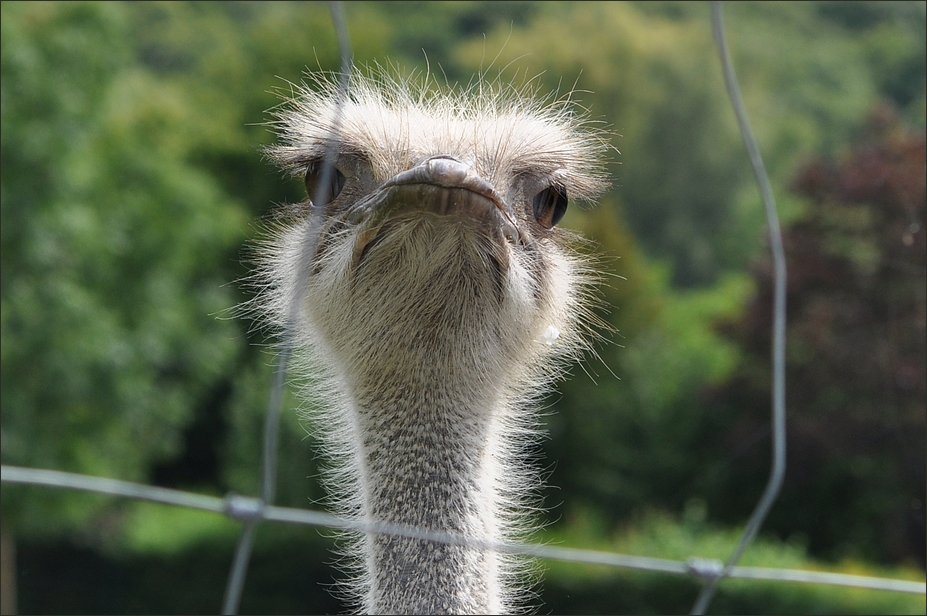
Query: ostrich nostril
423 154 465 164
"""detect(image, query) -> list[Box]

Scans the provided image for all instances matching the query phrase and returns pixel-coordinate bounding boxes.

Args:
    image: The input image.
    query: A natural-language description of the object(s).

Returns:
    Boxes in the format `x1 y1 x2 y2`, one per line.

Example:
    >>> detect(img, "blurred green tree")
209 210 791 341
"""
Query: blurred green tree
1 1 244 531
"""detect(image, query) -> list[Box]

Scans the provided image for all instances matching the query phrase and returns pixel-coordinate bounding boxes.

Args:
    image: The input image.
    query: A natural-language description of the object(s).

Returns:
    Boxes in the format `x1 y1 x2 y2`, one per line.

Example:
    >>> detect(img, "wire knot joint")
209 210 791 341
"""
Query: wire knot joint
223 493 266 524
687 557 726 581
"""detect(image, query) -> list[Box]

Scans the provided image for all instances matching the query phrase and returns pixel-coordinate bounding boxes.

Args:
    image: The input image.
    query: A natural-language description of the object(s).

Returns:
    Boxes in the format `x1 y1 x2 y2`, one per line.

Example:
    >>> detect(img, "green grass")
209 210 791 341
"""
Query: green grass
540 508 926 614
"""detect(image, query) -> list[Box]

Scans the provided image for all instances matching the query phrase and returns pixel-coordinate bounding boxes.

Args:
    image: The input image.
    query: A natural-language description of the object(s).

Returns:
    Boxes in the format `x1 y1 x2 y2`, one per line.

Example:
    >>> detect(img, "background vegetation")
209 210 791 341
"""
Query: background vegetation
1 1 924 613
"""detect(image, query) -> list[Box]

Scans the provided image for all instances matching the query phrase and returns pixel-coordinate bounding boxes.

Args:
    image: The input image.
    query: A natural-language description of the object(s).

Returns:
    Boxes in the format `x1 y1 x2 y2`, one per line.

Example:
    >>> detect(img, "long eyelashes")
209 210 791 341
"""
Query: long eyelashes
532 185 568 229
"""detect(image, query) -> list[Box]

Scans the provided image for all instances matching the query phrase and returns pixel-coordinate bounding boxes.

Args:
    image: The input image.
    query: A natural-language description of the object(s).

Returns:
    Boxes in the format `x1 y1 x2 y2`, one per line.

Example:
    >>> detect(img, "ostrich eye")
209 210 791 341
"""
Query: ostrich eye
532 185 568 229
305 162 346 206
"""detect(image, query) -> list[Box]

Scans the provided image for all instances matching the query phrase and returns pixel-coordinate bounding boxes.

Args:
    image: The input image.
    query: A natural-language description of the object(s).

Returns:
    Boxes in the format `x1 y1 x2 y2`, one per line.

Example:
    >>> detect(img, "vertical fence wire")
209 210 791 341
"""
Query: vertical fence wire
690 3 789 614
219 3 353 614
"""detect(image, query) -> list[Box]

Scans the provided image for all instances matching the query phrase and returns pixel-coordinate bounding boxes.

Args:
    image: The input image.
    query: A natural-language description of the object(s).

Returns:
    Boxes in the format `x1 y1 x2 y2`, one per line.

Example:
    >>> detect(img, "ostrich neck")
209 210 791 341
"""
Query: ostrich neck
351 345 508 614
307 220 540 614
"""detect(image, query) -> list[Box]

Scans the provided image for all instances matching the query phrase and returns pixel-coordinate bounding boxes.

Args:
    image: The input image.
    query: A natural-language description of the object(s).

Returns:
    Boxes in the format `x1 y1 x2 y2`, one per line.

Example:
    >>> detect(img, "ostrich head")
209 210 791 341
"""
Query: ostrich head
254 68 609 614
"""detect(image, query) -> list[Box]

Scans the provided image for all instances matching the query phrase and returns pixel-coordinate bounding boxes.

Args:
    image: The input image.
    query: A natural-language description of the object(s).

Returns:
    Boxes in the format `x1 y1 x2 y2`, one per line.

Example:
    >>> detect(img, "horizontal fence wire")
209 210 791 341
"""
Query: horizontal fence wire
2 465 925 596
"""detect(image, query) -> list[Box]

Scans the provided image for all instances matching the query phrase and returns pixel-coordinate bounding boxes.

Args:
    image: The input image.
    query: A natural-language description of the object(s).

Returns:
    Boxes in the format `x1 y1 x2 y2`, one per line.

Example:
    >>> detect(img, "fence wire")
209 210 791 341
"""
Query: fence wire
3 465 924 598
689 3 790 613
219 2 354 613
1 2 925 615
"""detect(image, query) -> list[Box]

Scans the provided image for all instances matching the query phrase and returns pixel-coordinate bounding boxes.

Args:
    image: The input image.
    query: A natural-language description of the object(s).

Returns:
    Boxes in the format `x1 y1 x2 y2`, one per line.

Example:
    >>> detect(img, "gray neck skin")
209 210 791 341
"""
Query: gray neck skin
353 359 505 615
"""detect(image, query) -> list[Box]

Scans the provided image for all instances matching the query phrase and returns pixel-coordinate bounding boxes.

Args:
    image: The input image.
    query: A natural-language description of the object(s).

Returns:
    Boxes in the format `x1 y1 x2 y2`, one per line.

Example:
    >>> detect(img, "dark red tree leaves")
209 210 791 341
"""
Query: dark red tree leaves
714 105 925 566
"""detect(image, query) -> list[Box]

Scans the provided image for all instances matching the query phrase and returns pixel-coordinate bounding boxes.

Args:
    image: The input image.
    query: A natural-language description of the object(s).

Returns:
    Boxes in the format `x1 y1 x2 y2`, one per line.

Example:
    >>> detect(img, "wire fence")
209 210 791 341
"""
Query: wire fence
2 2 925 614
3 464 924 599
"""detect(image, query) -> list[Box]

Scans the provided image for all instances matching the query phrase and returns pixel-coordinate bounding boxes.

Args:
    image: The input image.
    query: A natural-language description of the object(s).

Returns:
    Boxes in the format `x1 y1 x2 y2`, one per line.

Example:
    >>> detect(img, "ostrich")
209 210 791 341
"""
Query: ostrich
253 69 609 614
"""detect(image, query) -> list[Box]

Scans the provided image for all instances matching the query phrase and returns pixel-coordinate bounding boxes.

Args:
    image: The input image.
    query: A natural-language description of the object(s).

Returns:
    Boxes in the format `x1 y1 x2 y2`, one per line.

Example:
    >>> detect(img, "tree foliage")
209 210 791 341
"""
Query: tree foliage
0 2 245 531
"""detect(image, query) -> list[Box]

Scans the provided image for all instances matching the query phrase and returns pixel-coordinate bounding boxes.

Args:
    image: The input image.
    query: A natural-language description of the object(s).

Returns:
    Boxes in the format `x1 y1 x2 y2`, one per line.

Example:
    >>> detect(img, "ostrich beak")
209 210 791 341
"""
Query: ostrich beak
346 156 523 265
